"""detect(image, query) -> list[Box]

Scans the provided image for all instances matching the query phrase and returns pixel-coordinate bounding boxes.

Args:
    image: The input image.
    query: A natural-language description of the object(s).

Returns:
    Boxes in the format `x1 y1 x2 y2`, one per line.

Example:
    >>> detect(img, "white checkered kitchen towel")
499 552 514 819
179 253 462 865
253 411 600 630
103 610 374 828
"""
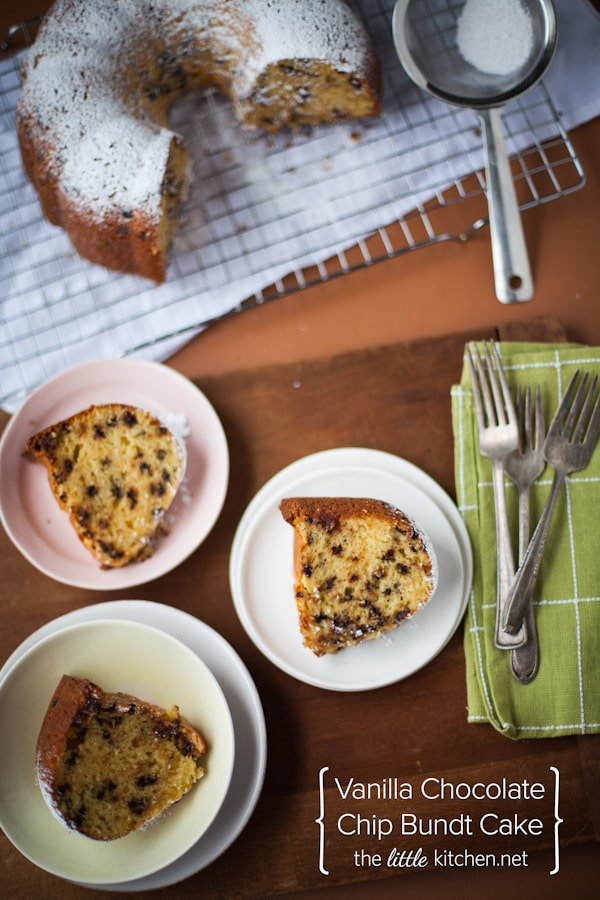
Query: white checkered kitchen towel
1 0 600 412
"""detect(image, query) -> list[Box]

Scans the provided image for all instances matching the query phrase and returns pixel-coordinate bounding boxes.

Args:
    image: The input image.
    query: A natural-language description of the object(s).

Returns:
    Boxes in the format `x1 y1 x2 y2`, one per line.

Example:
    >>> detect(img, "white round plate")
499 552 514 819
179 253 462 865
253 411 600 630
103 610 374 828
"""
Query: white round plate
0 618 234 885
0 358 228 589
0 600 266 892
230 447 472 691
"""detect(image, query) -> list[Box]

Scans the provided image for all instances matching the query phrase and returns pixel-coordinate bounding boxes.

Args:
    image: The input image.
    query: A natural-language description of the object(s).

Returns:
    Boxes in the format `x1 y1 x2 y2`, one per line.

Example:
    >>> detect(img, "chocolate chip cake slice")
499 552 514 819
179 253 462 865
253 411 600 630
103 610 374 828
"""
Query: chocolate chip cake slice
36 675 206 840
280 497 436 655
24 403 185 568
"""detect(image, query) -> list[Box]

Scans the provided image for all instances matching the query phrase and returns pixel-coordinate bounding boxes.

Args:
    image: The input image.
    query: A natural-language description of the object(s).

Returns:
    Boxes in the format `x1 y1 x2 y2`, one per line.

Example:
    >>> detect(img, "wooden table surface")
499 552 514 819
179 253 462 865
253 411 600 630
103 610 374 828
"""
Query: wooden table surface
2 316 599 900
1 4 599 899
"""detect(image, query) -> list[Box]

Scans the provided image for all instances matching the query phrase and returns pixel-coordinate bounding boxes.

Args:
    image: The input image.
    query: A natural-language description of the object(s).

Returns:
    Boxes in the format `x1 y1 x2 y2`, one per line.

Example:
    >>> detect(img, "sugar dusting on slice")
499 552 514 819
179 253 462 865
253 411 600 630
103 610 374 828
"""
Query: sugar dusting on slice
17 0 374 221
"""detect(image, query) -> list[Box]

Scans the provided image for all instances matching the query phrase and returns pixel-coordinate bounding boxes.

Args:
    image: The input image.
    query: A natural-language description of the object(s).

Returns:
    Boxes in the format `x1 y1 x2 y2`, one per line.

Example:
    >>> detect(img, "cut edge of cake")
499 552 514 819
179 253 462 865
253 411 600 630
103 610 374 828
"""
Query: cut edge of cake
36 674 207 841
280 496 437 656
23 403 186 568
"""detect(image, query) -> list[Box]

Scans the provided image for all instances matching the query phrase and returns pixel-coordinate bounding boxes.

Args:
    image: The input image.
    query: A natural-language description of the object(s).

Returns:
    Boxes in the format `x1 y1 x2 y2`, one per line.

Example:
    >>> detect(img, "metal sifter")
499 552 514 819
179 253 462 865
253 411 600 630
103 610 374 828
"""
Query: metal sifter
392 0 557 303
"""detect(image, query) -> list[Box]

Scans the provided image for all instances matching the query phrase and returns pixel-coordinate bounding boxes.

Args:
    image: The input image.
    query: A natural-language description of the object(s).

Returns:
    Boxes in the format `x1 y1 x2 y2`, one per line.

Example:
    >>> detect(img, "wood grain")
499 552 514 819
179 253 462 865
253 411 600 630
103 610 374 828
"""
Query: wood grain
1 317 598 899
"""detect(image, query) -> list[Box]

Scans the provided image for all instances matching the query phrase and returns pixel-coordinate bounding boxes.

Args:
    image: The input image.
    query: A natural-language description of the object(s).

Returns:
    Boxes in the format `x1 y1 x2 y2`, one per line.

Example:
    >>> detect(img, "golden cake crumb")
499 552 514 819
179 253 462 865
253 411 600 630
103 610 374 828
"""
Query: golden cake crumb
36 675 206 840
280 497 436 655
24 403 185 568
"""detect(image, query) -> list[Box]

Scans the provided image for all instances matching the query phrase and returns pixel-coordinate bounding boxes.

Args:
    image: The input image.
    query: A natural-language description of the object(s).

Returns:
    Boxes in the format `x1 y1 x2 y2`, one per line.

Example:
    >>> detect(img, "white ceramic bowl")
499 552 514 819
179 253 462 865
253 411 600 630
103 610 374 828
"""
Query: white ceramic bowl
0 619 235 884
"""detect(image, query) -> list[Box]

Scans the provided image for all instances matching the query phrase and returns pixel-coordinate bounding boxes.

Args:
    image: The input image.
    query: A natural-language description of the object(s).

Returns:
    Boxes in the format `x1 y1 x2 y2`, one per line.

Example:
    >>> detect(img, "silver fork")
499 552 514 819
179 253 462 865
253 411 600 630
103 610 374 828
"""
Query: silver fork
503 370 600 635
505 386 546 682
467 342 526 649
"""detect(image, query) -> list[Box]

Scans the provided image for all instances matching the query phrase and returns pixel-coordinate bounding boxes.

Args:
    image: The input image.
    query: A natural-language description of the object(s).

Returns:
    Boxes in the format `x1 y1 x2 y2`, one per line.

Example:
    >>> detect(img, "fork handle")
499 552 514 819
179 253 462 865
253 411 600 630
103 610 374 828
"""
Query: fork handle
492 461 526 649
503 470 564 634
511 604 538 682
510 488 538 682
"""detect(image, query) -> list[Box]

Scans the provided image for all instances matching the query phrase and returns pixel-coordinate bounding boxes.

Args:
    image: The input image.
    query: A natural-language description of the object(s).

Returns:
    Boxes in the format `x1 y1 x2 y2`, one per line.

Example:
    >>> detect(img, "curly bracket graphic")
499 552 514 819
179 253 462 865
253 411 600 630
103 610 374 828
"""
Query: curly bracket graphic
316 766 329 875
549 765 563 875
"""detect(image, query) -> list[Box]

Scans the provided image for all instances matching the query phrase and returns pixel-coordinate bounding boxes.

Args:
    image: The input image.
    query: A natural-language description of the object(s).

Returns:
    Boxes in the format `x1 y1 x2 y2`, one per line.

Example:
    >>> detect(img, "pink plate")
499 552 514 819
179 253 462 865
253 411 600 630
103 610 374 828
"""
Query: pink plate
0 359 229 589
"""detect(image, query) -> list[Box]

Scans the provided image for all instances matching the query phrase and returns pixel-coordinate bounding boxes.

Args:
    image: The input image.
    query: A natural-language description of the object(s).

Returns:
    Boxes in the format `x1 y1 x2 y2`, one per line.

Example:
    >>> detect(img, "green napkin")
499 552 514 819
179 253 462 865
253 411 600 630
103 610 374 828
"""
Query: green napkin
451 342 600 739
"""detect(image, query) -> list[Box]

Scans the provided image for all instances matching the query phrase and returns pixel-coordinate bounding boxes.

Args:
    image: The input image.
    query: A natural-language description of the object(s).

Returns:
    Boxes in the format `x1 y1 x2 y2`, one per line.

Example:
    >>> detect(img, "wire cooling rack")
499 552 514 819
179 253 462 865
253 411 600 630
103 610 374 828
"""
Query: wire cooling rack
0 0 586 410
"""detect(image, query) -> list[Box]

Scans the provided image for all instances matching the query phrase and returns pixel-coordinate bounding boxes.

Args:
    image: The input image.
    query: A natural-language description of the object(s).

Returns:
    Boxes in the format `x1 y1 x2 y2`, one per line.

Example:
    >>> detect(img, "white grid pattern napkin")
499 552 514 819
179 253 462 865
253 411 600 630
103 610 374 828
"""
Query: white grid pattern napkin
1 0 600 412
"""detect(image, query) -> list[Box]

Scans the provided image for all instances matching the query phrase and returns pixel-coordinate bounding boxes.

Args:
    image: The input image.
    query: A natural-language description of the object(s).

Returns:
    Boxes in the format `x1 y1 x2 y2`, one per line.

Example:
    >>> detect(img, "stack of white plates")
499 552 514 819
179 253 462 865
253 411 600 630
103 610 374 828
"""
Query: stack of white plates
0 601 267 891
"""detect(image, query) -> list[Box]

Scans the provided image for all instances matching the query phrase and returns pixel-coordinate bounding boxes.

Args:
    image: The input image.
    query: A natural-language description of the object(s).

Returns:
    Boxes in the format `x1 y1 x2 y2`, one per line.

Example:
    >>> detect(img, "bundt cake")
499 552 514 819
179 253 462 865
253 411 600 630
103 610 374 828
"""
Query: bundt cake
280 497 436 655
23 403 185 568
36 675 206 840
16 0 382 282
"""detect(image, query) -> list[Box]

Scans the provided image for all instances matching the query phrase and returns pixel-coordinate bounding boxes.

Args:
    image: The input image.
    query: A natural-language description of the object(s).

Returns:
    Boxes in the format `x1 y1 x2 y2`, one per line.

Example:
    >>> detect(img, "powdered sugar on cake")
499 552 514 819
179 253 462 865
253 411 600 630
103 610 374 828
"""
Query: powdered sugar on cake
17 0 373 221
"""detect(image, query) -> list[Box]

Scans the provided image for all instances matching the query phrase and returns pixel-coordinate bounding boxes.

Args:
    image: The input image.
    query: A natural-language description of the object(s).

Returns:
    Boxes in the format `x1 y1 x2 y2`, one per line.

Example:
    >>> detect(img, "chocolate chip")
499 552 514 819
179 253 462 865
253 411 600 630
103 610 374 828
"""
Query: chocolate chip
128 797 148 815
122 410 138 427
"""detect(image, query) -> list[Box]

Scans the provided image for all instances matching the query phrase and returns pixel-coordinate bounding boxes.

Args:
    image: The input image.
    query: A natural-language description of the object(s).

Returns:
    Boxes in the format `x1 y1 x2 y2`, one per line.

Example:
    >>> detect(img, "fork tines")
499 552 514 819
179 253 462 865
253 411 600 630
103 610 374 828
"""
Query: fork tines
552 371 600 444
467 341 518 433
